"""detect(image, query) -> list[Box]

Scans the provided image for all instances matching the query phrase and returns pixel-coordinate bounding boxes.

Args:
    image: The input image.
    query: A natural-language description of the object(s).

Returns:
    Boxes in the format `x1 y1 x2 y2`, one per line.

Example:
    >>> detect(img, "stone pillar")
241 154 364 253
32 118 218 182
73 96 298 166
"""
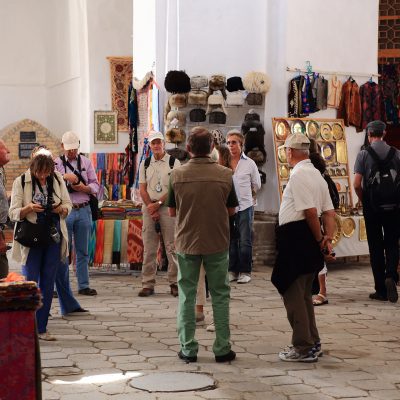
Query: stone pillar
252 212 278 268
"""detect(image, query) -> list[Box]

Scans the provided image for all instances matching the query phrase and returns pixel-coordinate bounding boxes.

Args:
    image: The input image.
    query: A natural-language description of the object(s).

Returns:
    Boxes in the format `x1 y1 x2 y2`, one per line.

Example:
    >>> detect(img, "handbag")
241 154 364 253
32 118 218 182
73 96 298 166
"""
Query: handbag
189 108 206 122
14 219 51 249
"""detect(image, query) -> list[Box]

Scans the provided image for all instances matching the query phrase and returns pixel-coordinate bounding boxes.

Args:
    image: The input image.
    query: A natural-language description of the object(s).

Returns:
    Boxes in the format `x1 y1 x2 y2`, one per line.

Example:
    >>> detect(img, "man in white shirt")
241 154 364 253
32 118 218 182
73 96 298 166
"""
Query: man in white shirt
227 131 261 284
271 133 335 363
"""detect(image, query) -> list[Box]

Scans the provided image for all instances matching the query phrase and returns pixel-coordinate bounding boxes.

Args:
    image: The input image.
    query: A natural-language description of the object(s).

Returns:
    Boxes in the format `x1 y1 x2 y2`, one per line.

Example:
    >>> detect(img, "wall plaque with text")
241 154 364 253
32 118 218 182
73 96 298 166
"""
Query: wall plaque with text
19 143 39 159
20 131 36 142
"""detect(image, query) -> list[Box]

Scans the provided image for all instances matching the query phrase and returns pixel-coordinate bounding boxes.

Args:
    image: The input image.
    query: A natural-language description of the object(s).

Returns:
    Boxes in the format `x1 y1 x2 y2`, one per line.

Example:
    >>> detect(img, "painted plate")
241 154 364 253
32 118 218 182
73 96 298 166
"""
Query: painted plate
278 147 287 163
306 120 320 139
320 123 333 140
343 217 356 238
291 119 306 134
335 182 341 192
332 213 343 247
279 165 289 180
334 168 342 176
328 169 334 177
332 123 344 140
321 142 336 162
275 119 290 140
341 168 347 176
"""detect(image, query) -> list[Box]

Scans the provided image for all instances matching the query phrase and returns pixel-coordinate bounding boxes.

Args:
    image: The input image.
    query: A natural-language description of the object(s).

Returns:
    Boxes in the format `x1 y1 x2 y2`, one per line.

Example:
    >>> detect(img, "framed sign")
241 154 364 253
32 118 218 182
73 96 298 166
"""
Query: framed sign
19 143 39 159
94 110 118 144
20 131 36 142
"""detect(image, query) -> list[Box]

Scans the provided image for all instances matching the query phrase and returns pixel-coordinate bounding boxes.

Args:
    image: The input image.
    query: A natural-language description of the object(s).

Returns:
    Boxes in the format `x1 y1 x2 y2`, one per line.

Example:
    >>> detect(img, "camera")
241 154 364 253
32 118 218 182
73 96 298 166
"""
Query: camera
155 222 161 234
50 225 61 243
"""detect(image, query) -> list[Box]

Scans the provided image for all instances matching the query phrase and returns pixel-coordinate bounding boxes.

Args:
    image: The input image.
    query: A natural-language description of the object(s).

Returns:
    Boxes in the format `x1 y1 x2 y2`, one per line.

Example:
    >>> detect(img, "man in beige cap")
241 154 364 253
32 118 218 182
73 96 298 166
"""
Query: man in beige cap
55 131 99 296
271 132 335 363
138 131 180 297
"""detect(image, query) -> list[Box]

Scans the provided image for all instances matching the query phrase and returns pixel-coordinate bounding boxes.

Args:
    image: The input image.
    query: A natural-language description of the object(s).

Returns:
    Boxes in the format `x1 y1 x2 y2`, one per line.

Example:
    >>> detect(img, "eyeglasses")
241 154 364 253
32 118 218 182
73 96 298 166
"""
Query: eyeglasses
227 140 240 145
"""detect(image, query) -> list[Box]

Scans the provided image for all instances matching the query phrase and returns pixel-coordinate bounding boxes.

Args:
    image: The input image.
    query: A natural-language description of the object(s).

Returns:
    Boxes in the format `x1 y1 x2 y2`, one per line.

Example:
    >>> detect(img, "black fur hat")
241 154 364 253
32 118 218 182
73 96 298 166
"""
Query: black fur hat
241 120 265 136
226 76 244 92
164 70 191 93
166 148 188 161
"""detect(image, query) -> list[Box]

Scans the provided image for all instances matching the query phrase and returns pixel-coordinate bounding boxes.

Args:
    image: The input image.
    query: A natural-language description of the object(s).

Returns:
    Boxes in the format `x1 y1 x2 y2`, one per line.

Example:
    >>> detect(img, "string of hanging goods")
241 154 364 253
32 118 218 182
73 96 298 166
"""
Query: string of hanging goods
286 66 380 78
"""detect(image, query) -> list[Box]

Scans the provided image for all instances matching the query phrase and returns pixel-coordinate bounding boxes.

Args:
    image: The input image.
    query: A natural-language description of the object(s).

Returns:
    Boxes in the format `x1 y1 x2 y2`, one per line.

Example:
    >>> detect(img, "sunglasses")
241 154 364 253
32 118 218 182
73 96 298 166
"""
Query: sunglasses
227 140 240 145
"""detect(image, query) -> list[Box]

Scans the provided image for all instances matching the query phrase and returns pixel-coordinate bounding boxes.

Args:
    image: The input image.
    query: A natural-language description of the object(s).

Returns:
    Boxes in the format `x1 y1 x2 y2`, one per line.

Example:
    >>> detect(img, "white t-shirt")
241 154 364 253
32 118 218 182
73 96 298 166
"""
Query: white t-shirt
279 159 333 226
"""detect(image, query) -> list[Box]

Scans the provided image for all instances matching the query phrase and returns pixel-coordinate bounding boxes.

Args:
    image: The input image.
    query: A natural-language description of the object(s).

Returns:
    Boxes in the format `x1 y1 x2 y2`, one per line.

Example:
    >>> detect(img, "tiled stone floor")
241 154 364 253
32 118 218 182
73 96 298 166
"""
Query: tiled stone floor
9 257 400 399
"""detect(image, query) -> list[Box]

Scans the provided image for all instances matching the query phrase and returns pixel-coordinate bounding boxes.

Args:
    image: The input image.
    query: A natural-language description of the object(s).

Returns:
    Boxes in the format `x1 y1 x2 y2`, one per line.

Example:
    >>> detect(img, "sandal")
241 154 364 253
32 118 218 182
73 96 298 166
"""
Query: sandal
313 294 328 306
78 287 97 296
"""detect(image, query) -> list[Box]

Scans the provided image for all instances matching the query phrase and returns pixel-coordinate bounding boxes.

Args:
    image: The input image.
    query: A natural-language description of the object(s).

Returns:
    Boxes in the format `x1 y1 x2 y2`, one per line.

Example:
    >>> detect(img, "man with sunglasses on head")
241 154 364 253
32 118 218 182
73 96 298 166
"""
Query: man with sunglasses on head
226 130 261 284
54 131 99 296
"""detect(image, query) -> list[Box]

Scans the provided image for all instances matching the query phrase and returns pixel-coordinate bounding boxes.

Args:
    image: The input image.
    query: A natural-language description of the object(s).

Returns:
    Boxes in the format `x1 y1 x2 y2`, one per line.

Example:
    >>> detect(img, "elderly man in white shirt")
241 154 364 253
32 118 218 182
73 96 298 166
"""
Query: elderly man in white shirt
227 130 261 284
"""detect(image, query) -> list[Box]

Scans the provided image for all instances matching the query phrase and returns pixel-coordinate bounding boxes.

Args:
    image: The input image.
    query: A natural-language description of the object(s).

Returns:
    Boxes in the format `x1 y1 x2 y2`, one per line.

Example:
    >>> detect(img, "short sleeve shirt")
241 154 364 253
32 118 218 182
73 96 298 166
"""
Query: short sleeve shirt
279 160 333 225
139 154 181 201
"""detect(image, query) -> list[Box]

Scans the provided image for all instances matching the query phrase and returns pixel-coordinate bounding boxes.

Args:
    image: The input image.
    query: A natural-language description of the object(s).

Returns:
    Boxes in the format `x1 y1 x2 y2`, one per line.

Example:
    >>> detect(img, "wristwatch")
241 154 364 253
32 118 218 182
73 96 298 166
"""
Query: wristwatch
158 201 162 206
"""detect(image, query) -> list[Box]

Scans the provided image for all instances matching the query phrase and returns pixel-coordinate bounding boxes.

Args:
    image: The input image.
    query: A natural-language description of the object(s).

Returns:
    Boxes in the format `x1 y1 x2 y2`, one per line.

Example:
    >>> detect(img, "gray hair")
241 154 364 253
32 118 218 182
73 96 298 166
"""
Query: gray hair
291 148 309 156
187 126 213 155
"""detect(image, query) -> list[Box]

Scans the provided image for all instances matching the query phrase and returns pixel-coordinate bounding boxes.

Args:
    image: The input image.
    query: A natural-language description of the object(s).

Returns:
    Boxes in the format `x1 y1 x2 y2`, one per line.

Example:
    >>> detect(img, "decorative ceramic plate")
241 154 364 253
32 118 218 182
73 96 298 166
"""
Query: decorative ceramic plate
341 168 347 176
328 169 334 177
334 168 342 176
275 119 290 140
291 119 306 134
320 123 333 140
332 123 344 140
279 165 289 179
332 214 343 247
321 142 336 162
278 147 287 163
343 217 356 238
306 120 320 139
335 182 341 192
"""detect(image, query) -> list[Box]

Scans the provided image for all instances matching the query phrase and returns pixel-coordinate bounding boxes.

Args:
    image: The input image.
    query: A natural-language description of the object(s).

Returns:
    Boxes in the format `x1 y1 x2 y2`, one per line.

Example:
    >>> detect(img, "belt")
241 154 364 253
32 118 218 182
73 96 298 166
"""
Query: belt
72 201 90 210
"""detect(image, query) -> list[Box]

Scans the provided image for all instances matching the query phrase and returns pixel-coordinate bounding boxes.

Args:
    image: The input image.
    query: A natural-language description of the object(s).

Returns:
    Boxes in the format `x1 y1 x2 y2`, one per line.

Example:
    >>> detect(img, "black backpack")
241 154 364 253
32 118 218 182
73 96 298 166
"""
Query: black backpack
365 146 400 212
322 172 340 210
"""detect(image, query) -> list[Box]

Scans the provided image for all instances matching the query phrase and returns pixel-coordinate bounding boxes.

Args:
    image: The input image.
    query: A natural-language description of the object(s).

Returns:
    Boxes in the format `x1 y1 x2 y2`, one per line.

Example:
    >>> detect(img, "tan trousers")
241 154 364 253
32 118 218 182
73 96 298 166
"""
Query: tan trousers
283 272 320 354
196 263 207 306
141 205 178 289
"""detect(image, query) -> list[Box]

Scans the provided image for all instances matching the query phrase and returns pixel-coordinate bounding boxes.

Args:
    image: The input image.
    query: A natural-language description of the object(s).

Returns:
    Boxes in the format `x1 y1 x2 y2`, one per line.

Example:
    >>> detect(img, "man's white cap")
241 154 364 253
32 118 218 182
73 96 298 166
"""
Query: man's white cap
148 131 164 143
278 132 310 151
62 131 80 150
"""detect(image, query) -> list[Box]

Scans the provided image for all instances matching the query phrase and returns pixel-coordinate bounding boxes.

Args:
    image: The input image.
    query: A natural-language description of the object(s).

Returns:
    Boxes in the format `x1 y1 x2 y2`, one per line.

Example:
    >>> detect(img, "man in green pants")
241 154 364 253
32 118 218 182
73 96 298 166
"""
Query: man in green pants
165 126 238 363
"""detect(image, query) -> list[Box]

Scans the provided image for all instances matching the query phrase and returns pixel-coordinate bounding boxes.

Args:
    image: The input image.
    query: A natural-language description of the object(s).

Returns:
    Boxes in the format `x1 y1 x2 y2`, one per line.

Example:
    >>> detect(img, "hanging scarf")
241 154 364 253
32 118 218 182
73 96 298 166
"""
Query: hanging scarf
94 219 105 266
112 220 122 264
97 153 105 170
88 221 97 267
91 153 97 169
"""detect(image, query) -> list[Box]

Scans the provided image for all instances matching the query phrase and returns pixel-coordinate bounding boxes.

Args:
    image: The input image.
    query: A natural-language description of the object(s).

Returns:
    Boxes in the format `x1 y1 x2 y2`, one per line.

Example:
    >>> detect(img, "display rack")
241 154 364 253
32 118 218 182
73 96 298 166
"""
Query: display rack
271 117 353 207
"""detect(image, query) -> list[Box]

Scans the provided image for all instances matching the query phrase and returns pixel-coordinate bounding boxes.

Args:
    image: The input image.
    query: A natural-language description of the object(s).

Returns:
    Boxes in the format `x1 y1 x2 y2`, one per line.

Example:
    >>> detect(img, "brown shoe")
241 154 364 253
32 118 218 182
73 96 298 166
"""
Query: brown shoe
138 288 154 297
170 284 179 297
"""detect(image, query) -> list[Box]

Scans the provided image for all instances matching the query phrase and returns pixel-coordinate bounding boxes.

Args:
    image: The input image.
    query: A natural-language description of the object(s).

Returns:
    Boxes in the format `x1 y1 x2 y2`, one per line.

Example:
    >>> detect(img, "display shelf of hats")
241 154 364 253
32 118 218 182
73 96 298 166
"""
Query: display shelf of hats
271 117 353 207
163 71 271 164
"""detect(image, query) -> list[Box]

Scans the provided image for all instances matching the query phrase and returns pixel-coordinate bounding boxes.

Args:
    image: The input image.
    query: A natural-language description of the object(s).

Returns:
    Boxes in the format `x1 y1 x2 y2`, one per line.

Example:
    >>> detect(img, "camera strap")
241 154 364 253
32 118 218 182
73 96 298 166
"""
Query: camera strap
61 155 87 186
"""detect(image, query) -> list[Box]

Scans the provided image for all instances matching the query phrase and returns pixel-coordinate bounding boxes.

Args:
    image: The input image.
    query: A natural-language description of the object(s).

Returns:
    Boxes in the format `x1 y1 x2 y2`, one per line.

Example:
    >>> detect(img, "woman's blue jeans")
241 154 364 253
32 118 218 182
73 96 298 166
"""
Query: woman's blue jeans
228 206 253 276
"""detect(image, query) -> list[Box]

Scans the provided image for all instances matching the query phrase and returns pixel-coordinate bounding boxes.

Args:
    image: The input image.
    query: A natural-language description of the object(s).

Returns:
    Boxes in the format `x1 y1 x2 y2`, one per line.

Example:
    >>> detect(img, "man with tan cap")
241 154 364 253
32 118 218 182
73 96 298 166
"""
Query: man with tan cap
138 131 180 297
55 131 99 296
271 132 335 363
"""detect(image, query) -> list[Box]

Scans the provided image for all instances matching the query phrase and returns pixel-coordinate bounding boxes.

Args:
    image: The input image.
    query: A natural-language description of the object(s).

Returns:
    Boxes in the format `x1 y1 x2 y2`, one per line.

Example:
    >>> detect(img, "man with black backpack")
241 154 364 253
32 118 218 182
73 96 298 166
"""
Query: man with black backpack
354 120 400 303
138 131 180 297
55 131 100 296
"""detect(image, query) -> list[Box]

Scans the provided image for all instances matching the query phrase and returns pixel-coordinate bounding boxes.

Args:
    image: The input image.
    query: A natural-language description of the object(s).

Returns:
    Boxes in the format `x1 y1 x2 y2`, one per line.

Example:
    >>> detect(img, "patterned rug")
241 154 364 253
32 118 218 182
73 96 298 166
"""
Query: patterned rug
108 57 133 132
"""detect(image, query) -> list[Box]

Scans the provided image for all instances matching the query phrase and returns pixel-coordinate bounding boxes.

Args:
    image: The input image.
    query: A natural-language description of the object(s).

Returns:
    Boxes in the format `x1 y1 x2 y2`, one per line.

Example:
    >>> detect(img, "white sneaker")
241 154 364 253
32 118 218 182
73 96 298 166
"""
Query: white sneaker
196 312 206 326
237 274 251 284
279 348 317 363
229 273 238 282
206 320 215 332
38 331 56 341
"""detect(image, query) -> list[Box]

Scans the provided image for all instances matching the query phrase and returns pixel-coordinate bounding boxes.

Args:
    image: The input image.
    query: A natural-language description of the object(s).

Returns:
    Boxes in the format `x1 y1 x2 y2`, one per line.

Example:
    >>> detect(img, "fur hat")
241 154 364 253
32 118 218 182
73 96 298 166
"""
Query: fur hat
244 127 266 164
207 74 227 99
211 130 225 146
209 109 227 125
226 91 245 106
163 94 187 120
165 111 187 127
226 76 244 92
258 169 266 184
165 128 186 143
244 109 260 121
243 71 271 94
241 120 265 136
189 108 206 123
246 93 263 106
166 148 188 161
164 70 191 93
190 75 208 89
187 90 208 106
206 94 228 116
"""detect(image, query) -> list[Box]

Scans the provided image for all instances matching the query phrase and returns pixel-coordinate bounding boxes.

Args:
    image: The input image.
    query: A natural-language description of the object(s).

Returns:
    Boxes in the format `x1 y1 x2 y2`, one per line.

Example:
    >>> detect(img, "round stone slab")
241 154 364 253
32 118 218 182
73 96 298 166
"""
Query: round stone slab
130 372 215 392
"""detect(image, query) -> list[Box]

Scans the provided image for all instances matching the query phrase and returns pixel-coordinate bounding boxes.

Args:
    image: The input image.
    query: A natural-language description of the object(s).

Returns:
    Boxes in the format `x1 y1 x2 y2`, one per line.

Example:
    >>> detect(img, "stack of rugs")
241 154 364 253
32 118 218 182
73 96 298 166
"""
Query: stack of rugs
0 280 42 312
100 205 126 220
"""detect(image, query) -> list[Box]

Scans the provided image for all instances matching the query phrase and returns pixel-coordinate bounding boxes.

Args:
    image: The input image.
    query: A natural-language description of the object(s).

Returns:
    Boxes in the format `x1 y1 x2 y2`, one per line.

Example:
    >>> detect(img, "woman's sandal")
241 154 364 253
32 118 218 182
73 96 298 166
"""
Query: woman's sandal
313 294 328 306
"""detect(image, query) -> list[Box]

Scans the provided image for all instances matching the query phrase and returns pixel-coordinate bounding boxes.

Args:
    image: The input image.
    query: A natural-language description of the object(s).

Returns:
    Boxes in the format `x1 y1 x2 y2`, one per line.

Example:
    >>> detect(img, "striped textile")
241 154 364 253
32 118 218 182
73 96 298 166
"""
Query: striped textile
120 220 129 263
94 219 105 265
103 220 115 264
88 221 97 267
127 219 143 263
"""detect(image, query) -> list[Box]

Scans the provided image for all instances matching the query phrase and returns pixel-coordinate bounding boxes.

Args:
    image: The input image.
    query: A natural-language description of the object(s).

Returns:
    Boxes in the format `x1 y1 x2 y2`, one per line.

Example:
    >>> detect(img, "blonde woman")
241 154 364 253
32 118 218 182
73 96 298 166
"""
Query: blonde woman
9 149 72 340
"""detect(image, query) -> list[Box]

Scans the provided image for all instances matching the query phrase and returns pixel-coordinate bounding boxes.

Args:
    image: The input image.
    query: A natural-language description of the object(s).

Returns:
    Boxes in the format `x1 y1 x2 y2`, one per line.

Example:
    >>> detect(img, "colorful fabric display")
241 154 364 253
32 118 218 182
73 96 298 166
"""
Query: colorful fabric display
94 219 105 265
112 185 118 200
88 221 97 267
92 153 97 169
103 220 115 264
127 219 143 263
98 185 105 202
112 220 122 264
97 153 105 170
120 220 129 263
